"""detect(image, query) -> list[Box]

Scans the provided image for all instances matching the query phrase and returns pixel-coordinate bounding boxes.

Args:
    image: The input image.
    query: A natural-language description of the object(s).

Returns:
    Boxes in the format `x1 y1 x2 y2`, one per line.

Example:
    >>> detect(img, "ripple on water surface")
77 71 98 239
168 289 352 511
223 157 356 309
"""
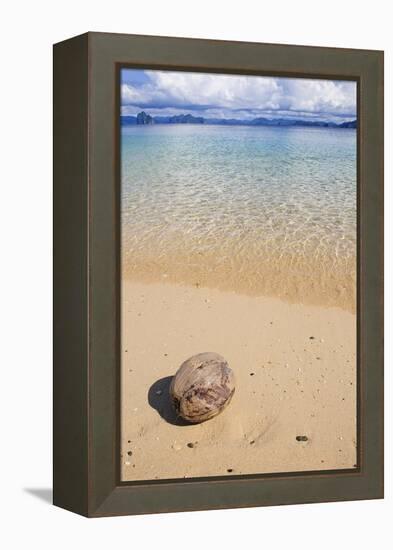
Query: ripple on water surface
121 125 357 311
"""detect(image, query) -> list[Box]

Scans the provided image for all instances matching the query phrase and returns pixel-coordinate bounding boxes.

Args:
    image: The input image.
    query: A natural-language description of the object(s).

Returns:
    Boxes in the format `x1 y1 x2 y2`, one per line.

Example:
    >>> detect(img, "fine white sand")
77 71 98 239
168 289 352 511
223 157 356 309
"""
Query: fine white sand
121 280 357 481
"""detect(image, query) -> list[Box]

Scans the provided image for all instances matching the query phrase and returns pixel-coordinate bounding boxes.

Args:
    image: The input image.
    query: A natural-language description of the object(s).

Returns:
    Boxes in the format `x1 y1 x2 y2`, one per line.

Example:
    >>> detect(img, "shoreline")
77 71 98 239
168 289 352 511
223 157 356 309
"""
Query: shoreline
121 279 357 481
120 267 356 313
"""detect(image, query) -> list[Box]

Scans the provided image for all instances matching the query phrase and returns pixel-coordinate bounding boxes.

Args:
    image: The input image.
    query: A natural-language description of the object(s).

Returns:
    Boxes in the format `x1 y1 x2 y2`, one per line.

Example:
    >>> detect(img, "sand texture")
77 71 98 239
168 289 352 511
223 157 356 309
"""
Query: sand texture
121 280 356 481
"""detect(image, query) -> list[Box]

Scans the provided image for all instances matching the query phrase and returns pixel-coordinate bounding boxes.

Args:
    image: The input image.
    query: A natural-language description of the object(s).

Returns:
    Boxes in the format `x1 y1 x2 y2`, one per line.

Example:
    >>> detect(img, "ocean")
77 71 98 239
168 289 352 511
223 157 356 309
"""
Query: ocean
121 124 356 310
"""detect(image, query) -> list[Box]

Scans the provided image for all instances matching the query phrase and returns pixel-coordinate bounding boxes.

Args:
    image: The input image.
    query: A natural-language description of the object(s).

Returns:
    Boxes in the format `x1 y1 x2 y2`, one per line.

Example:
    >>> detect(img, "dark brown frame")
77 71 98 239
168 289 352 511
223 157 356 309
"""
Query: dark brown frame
53 32 384 517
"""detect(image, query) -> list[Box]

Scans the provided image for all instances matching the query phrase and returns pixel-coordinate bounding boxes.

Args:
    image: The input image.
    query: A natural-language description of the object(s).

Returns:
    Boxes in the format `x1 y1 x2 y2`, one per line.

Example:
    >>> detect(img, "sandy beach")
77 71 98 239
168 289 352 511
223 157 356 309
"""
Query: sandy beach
121 279 356 481
119 74 357 482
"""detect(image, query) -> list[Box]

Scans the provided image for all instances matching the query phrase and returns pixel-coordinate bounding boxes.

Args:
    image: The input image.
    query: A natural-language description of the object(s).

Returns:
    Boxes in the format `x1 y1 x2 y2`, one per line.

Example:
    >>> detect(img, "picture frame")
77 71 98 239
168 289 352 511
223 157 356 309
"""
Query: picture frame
53 32 383 517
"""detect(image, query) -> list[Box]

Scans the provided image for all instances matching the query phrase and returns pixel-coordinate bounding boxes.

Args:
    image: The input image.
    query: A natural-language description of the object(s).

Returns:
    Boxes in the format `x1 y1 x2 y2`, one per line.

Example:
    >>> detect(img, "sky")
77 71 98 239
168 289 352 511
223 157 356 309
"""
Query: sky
121 69 357 122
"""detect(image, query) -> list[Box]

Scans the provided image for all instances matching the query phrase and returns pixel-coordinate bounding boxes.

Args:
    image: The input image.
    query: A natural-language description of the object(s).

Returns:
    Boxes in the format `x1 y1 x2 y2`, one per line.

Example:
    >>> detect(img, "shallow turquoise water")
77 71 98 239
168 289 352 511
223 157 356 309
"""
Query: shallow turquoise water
121 125 356 309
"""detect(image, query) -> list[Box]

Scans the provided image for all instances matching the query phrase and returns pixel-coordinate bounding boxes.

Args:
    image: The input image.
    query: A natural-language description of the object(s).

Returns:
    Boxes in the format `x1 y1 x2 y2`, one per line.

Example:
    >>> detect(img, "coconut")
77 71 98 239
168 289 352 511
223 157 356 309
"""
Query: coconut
170 352 235 423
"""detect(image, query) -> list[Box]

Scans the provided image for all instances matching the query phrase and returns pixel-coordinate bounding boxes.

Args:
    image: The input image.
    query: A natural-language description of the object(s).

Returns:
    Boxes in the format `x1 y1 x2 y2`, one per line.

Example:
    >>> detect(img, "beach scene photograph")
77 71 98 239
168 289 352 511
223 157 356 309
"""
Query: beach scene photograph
120 68 357 481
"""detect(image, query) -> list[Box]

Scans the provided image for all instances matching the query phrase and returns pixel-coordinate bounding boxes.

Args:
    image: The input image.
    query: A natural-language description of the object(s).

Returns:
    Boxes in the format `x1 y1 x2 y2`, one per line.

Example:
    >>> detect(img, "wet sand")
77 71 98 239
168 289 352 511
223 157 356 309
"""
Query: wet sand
121 280 357 481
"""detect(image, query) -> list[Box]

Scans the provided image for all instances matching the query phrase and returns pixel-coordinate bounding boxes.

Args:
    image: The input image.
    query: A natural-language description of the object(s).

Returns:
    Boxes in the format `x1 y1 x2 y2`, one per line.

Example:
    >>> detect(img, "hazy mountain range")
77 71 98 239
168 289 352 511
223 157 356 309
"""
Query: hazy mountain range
121 111 357 129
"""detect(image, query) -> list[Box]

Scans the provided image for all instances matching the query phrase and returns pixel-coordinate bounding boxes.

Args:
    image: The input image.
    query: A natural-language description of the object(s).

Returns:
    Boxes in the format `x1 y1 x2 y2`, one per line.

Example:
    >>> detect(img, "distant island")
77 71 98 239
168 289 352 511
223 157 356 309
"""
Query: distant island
122 111 357 129
136 111 154 125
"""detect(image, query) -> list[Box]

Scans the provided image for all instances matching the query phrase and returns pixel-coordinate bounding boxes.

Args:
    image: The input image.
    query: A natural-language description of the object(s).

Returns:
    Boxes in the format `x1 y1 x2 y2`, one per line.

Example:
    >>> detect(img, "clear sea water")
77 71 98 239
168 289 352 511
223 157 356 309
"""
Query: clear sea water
121 125 356 310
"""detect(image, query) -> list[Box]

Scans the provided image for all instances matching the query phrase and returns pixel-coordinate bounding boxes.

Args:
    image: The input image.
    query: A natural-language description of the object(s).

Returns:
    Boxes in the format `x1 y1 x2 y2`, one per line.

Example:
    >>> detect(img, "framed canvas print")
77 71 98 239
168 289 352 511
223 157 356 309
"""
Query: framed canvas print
53 32 383 517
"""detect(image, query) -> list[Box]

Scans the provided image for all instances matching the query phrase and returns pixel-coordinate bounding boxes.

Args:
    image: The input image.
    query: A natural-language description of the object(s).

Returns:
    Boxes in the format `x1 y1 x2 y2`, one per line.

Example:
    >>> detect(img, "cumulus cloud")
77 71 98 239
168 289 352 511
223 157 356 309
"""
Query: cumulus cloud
121 69 356 121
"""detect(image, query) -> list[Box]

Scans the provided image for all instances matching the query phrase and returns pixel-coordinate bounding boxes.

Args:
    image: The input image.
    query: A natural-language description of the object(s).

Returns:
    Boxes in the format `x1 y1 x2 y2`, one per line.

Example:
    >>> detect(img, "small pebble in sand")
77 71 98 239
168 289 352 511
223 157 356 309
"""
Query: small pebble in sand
250 372 255 376
227 468 233 473
250 440 255 445
127 451 132 456
309 336 315 340
164 353 168 357
187 442 195 448
296 435 308 442
125 349 128 353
